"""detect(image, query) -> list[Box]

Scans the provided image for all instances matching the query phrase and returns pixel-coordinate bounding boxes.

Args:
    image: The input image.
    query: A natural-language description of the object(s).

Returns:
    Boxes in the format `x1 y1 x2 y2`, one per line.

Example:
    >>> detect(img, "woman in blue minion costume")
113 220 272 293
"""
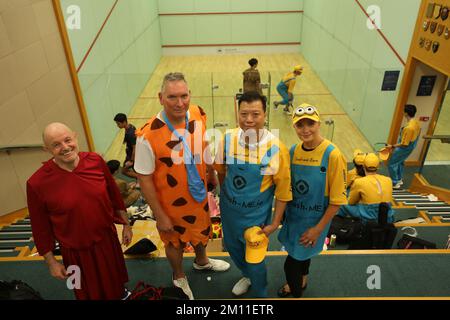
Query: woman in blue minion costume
215 92 292 298
278 104 348 298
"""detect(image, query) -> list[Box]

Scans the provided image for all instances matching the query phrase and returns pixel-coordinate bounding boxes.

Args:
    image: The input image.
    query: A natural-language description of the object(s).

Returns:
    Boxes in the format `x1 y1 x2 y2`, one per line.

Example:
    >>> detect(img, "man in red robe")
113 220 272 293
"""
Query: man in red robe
27 122 133 300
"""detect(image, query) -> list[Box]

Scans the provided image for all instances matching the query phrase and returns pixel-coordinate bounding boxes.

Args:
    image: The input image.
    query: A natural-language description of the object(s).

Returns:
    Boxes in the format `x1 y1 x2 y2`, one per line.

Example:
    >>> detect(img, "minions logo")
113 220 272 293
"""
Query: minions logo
233 176 247 190
295 180 309 195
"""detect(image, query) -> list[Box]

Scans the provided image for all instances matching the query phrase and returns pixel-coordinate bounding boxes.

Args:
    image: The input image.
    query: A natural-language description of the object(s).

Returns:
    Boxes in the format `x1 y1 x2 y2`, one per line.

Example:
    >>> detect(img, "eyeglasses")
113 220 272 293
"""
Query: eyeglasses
293 106 318 117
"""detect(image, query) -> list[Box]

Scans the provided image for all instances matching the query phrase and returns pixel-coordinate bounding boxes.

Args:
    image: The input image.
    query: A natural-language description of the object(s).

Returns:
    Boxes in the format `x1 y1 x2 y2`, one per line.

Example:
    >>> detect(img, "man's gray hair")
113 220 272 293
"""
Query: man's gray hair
161 72 187 92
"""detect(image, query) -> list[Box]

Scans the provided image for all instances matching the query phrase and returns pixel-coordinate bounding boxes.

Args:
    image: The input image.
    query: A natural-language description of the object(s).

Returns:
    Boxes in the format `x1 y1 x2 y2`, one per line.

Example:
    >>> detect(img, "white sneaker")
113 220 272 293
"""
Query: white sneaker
398 180 404 186
232 277 251 296
193 258 230 272
393 182 403 189
173 276 194 300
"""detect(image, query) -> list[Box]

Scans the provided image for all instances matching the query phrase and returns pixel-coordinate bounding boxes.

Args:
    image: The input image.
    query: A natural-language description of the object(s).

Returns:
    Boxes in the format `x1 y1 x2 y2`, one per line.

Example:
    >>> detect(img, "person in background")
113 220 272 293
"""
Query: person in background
273 65 303 114
27 122 132 300
347 149 366 191
387 104 420 189
114 113 138 179
107 159 141 207
243 58 262 95
338 153 395 223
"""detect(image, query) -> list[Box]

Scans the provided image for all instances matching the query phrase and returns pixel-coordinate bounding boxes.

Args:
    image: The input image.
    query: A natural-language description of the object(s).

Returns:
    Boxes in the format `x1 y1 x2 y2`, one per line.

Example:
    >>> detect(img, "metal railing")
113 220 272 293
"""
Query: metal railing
419 135 450 174
0 144 43 154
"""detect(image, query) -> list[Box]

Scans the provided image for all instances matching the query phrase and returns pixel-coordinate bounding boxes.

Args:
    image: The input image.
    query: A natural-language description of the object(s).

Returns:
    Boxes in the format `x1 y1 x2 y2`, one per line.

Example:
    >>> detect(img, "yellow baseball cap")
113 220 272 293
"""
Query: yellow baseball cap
244 226 269 264
378 147 391 161
364 153 380 169
292 103 320 125
353 149 366 165
294 65 303 72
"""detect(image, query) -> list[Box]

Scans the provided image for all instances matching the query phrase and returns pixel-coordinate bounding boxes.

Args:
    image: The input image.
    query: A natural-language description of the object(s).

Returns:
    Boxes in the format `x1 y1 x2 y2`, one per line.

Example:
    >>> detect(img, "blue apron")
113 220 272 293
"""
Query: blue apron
220 133 279 297
278 144 334 261
388 127 419 184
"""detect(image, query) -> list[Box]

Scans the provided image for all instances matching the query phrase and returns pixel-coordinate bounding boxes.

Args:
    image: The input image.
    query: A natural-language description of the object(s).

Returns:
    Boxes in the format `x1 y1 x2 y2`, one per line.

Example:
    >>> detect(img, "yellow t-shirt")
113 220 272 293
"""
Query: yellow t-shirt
401 119 420 146
282 72 297 93
291 139 348 205
348 174 393 205
214 128 292 201
347 168 363 188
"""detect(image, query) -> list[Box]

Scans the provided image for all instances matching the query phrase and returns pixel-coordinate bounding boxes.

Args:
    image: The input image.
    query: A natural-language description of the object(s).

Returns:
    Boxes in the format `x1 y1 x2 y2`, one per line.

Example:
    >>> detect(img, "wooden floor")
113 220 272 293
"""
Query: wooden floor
104 53 448 163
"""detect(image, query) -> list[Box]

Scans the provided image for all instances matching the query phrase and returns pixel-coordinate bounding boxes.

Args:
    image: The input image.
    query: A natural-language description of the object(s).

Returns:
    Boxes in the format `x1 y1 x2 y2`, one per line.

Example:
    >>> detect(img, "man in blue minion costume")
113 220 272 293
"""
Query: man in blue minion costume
387 104 421 189
277 103 347 298
215 91 292 298
273 65 303 114
338 153 395 223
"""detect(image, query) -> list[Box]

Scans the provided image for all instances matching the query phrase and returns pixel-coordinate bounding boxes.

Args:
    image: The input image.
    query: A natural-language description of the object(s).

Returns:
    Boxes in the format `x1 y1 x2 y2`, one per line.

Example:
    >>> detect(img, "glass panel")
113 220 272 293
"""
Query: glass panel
421 84 450 189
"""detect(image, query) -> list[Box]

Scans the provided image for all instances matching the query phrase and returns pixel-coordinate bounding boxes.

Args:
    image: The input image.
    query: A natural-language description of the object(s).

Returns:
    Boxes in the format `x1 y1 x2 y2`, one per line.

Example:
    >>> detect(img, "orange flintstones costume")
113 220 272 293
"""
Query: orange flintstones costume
135 105 211 247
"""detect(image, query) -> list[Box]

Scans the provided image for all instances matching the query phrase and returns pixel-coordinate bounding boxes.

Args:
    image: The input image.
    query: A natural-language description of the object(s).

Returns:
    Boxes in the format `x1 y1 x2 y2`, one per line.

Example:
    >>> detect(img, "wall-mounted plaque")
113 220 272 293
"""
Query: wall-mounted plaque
441 6 449 20
417 75 437 96
426 3 435 18
432 41 440 53
434 4 442 19
381 71 400 91
430 21 437 33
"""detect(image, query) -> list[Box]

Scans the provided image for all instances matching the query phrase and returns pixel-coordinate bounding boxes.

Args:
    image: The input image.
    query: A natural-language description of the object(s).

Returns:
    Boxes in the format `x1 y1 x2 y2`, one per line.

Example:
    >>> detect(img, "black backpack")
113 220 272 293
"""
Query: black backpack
328 215 364 244
0 280 43 300
348 203 398 249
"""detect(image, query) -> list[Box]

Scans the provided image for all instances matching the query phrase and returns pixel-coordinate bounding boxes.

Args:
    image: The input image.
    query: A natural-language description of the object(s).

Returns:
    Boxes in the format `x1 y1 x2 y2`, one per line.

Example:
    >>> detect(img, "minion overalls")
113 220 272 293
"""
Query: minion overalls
278 144 334 260
220 133 280 298
276 73 296 106
388 125 420 185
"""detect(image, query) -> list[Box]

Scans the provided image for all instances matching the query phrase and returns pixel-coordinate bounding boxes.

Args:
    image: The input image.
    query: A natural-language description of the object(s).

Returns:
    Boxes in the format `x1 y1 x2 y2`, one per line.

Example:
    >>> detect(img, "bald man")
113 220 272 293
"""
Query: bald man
27 123 132 300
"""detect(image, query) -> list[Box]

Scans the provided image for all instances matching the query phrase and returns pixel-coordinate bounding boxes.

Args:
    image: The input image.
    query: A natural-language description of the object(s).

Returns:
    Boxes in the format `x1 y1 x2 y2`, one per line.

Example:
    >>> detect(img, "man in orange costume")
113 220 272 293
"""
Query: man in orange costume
135 73 230 300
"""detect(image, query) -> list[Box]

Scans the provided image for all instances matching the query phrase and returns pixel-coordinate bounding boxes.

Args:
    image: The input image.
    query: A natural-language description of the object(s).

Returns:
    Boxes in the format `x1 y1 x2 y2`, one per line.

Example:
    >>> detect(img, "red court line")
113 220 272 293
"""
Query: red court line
77 0 119 73
354 0 406 66
162 42 301 48
159 10 303 16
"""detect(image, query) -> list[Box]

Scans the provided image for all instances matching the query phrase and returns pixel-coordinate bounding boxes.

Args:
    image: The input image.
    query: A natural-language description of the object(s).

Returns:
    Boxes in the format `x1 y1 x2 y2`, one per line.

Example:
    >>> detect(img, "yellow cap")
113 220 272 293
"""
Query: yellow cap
292 103 320 125
244 226 269 264
364 153 380 169
294 65 303 72
378 147 391 161
353 149 366 165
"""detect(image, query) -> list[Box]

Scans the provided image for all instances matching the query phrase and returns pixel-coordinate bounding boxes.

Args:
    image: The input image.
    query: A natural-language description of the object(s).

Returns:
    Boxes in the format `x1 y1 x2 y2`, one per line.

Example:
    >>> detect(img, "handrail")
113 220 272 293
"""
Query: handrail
0 144 43 153
423 135 450 144
419 135 450 174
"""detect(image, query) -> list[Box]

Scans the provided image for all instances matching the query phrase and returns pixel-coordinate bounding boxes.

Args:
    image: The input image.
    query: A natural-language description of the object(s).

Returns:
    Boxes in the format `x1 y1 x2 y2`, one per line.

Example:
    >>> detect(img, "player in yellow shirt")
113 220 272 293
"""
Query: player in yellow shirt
387 104 421 189
215 91 292 298
338 153 395 223
273 65 303 114
277 104 347 298
347 149 366 190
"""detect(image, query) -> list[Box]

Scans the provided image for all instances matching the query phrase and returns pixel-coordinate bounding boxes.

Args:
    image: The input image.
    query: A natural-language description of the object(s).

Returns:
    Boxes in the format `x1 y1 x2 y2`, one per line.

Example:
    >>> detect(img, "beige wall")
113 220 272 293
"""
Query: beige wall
0 0 88 216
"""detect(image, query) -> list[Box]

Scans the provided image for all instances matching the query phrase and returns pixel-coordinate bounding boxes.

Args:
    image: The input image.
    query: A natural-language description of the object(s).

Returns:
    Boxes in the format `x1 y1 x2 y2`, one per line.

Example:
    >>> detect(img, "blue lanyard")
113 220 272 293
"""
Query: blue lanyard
162 111 194 162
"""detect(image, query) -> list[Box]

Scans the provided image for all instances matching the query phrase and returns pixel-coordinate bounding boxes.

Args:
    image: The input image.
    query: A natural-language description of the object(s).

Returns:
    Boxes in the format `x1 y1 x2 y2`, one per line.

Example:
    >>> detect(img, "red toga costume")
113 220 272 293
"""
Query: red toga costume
27 152 129 300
